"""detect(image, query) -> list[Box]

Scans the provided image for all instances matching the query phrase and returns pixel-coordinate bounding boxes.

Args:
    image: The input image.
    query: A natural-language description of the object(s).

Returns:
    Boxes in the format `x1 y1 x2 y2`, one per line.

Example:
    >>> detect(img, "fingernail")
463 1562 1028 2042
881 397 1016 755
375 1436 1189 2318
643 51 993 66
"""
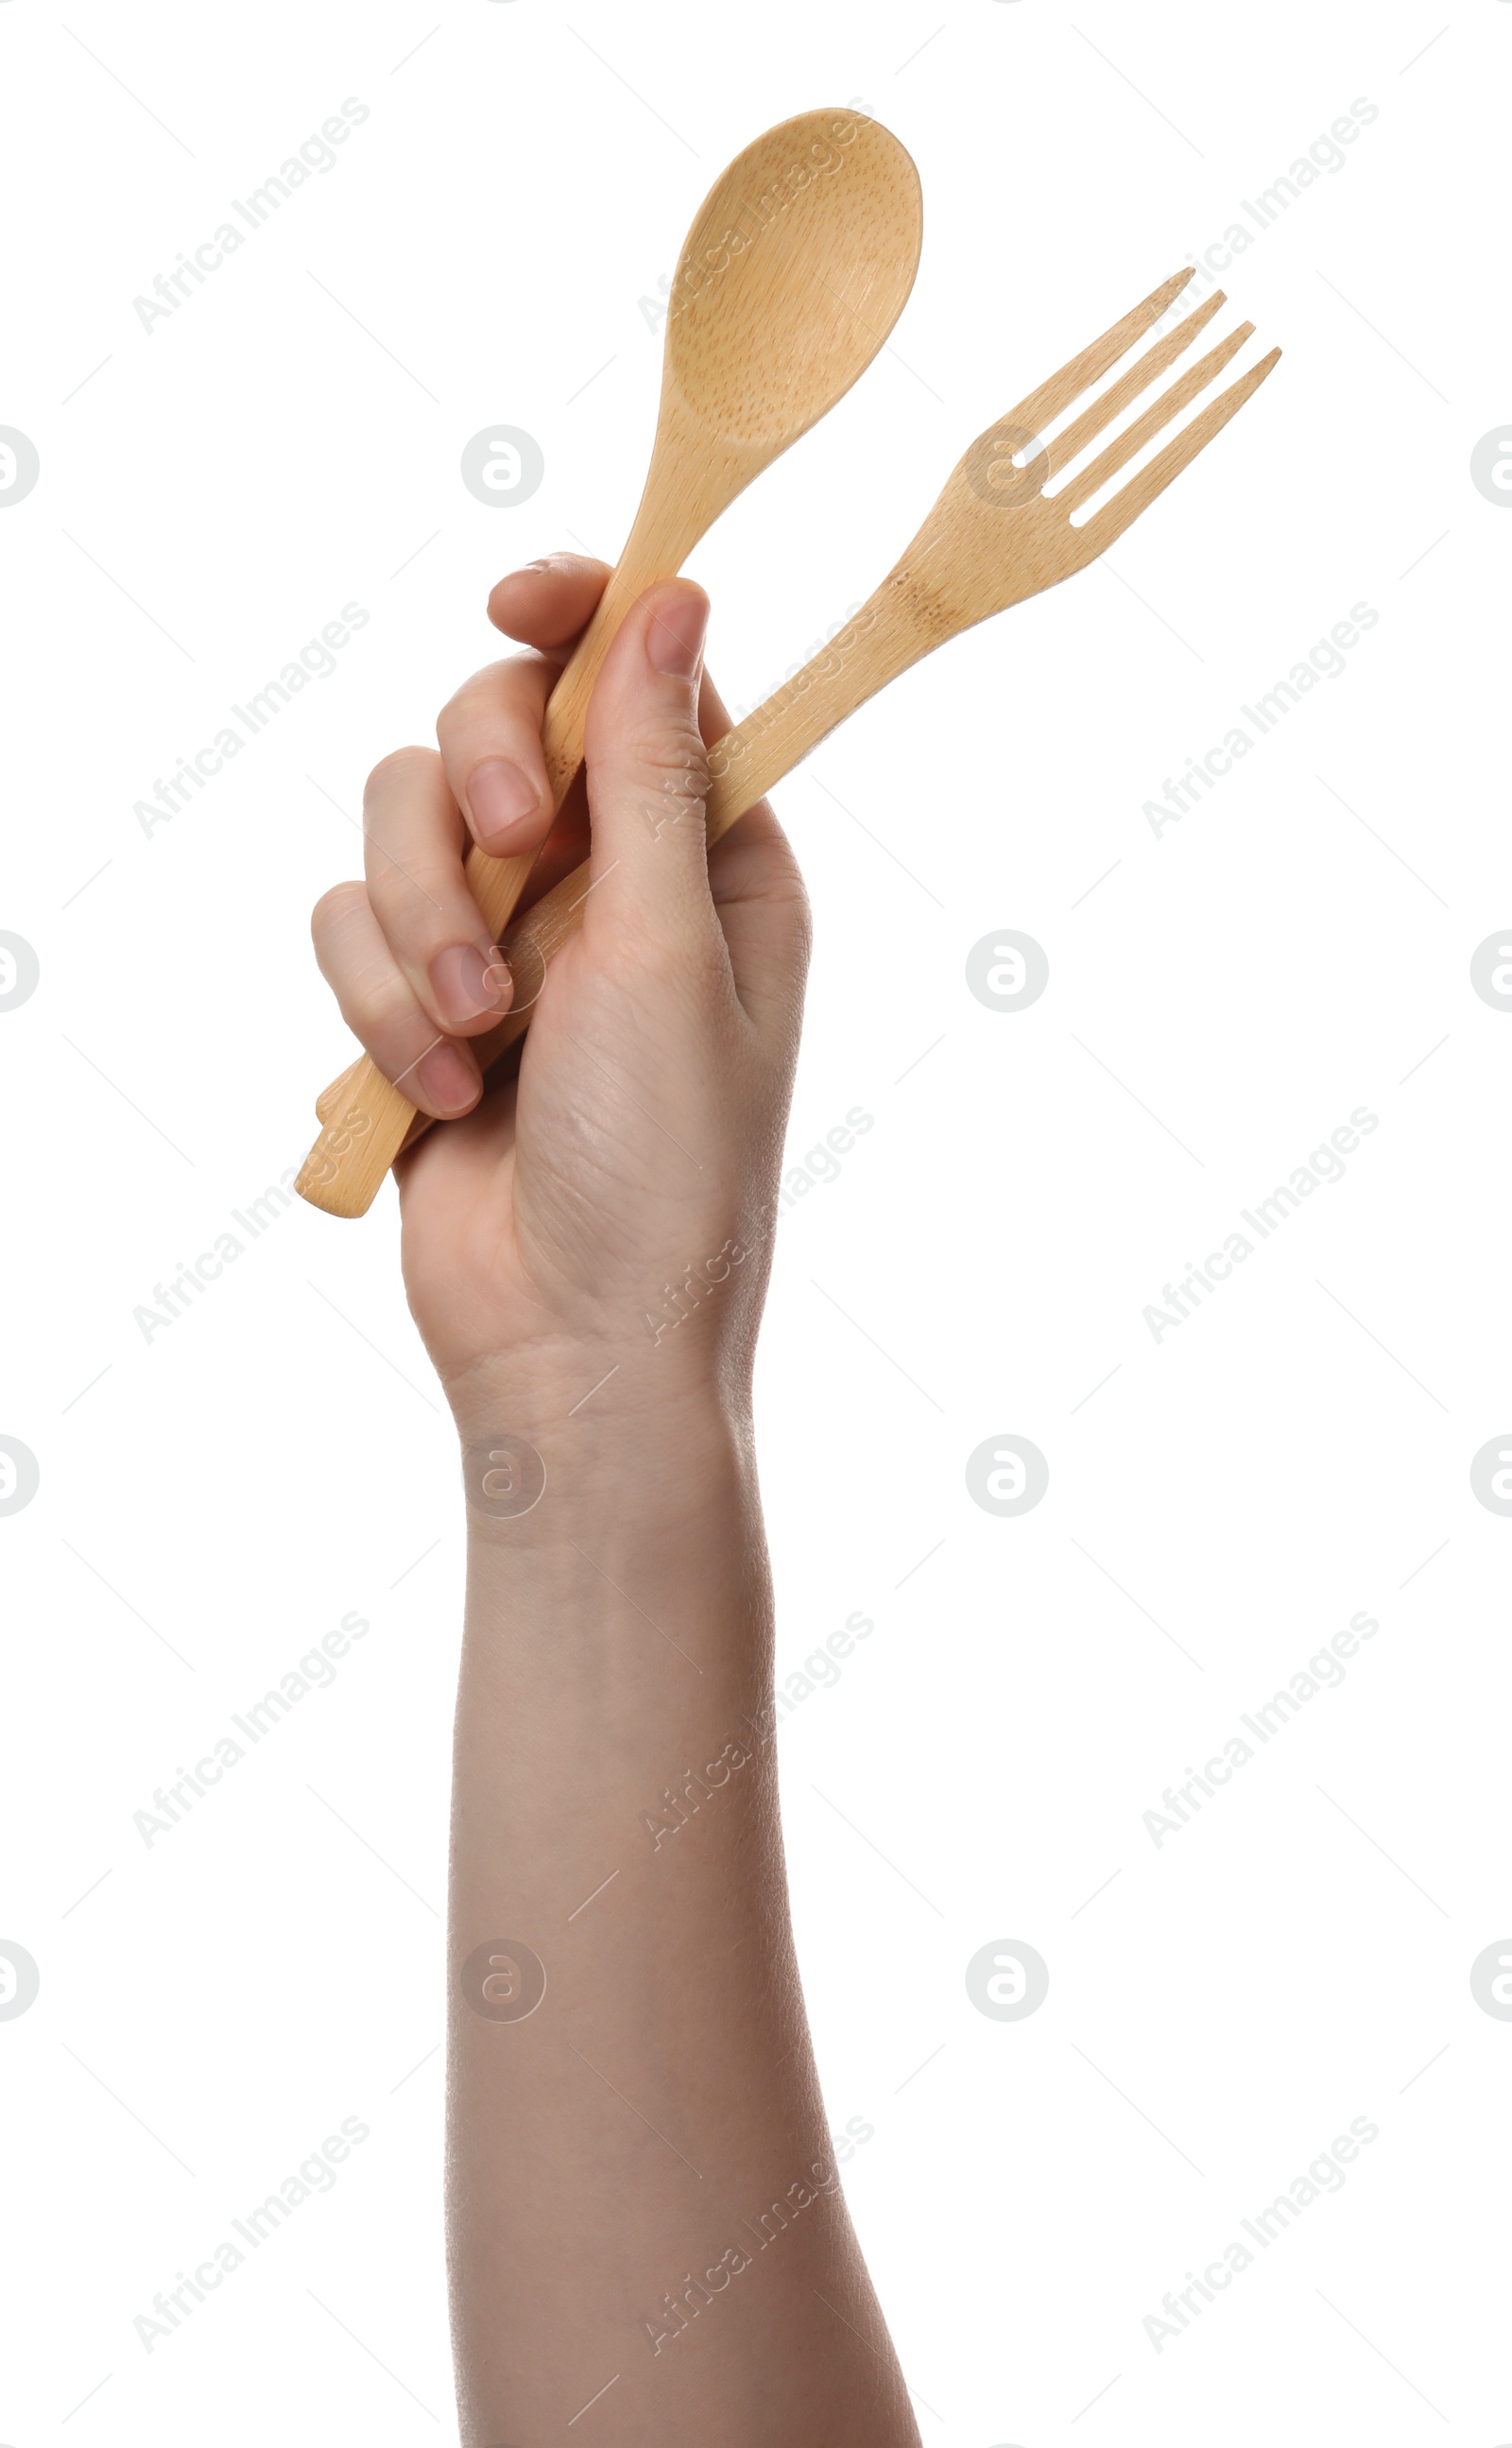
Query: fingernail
468 757 539 851
430 941 507 1025
416 1041 479 1114
646 591 708 680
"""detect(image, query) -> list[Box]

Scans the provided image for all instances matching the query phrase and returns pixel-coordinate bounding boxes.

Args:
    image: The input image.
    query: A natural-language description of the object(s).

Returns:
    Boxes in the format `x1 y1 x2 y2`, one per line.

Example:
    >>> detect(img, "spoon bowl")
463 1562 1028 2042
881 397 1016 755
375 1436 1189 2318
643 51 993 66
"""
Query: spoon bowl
663 111 923 451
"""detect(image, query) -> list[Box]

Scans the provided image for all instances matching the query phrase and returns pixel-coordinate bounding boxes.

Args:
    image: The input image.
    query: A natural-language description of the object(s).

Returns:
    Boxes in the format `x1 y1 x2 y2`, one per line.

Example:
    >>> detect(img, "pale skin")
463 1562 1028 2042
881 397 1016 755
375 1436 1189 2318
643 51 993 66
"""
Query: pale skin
311 557 921 2443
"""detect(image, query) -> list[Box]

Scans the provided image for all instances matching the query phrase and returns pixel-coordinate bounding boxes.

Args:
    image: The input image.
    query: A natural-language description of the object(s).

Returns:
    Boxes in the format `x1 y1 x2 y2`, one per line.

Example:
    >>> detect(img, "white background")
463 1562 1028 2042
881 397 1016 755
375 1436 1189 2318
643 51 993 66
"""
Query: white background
2 0 1507 2439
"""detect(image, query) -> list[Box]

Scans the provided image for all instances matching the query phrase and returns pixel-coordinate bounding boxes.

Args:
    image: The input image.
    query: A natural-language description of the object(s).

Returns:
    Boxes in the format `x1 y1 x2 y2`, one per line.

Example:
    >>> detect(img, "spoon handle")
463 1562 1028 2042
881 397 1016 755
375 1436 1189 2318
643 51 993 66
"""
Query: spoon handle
385 567 947 1152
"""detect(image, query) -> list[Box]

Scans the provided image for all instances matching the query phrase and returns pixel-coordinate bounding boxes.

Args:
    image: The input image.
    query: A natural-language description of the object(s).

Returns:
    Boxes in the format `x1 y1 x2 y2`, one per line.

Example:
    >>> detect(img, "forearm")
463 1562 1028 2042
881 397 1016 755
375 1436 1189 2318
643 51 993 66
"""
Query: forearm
445 1374 919 2444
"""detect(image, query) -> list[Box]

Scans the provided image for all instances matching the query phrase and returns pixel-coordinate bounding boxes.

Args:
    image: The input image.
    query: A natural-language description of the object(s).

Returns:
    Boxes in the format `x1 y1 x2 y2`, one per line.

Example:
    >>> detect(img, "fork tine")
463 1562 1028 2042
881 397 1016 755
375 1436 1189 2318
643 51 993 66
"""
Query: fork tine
1077 349 1282 560
1009 267 1194 437
1042 290 1226 478
1057 323 1255 512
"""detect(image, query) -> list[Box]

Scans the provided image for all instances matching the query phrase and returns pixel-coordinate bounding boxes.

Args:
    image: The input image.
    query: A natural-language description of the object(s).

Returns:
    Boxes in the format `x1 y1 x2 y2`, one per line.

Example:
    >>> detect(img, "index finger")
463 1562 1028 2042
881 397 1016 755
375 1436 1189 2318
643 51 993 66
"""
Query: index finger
487 552 610 654
436 555 612 871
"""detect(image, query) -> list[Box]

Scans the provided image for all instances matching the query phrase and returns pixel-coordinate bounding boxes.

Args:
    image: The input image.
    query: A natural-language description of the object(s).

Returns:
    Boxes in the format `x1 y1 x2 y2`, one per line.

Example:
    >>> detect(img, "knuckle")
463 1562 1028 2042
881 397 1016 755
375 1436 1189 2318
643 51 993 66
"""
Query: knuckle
438 652 548 742
346 962 421 1043
620 715 710 782
363 744 438 807
365 853 456 936
436 660 507 734
606 722 712 839
310 880 367 946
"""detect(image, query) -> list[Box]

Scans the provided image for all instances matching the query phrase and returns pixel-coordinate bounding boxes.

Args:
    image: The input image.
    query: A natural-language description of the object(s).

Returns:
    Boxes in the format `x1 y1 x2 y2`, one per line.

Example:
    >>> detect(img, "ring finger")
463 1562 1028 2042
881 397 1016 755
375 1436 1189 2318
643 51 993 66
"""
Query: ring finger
361 746 516 1040
311 880 486 1122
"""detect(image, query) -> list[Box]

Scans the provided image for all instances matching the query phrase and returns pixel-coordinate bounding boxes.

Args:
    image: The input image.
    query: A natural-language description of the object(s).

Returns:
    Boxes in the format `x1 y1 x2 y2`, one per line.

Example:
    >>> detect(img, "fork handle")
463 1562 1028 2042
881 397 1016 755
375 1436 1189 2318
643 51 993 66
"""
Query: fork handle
380 581 936 1163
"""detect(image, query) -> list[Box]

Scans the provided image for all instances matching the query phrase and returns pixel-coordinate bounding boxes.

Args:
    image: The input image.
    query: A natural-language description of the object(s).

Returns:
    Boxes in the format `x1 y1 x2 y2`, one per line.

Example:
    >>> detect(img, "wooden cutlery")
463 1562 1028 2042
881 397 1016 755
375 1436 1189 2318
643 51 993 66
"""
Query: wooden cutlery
304 264 1278 1200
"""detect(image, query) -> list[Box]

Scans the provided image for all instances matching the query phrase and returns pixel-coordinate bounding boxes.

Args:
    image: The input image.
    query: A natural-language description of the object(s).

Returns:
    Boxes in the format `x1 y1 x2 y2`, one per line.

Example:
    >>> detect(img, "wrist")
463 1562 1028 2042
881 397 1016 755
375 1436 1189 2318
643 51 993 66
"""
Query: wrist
445 1338 754 1547
456 1376 774 1692
429 1215 776 1455
443 1321 739 1427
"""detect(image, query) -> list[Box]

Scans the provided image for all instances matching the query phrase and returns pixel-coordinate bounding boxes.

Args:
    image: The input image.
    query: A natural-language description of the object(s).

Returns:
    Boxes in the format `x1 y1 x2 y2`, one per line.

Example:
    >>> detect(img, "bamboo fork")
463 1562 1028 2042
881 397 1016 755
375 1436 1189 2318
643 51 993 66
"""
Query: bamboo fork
308 267 1279 1197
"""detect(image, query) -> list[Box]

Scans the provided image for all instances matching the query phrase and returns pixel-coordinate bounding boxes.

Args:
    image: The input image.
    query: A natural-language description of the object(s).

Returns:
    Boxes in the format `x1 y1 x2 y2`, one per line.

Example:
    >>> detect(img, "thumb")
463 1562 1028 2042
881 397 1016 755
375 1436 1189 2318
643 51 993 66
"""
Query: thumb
580 581 717 953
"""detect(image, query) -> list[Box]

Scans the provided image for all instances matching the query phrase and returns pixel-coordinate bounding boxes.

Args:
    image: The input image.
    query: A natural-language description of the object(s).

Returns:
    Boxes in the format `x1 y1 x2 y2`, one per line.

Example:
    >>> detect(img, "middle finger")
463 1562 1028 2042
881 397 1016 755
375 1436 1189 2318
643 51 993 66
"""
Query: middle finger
362 746 513 1037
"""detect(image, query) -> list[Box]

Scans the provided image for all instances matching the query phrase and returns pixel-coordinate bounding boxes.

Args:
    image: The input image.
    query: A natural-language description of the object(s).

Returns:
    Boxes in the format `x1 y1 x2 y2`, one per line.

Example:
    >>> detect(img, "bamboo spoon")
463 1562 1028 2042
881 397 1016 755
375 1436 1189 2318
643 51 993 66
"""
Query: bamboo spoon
345 270 1277 1178
296 106 923 1217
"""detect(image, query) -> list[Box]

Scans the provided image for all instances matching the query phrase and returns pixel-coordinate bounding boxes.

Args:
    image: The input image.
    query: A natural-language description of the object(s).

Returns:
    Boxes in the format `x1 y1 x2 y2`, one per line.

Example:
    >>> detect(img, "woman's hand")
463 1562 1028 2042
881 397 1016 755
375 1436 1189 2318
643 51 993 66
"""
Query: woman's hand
310 556 811 1423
